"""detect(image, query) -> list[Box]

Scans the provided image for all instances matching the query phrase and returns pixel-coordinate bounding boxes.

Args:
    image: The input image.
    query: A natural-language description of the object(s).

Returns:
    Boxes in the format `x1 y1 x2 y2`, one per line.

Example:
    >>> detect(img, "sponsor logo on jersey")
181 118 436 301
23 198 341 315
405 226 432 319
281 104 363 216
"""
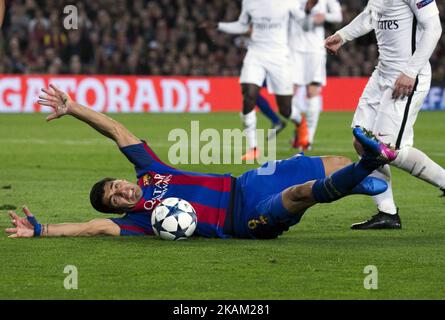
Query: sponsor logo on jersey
378 20 399 30
142 173 172 211
384 0 393 5
416 0 434 9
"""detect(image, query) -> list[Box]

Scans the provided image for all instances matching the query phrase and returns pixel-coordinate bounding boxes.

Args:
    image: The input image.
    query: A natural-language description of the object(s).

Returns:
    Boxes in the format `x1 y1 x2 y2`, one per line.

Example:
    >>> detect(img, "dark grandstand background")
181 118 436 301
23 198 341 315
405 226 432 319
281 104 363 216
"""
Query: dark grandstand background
0 0 444 81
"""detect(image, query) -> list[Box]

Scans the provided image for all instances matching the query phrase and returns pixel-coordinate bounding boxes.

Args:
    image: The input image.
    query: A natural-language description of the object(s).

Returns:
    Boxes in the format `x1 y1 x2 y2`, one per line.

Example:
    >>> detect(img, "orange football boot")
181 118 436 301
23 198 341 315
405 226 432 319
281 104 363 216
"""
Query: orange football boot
241 148 260 161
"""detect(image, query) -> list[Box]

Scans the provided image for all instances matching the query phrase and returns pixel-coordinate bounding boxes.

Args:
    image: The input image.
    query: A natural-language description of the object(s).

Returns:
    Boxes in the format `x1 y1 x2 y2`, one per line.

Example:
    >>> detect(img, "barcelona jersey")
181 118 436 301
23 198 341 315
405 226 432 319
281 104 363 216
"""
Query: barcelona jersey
110 141 233 238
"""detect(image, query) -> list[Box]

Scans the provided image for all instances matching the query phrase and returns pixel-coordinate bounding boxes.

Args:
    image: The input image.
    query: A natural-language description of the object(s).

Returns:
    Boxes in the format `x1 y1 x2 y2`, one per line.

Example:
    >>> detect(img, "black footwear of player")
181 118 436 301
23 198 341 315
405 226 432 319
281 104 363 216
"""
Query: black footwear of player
441 188 445 197
351 211 402 230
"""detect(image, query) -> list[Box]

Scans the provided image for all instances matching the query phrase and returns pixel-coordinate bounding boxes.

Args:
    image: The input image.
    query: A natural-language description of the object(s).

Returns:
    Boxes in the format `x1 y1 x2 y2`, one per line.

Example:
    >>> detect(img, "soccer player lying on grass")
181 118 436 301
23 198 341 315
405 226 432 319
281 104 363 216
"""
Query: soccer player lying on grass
5 85 397 239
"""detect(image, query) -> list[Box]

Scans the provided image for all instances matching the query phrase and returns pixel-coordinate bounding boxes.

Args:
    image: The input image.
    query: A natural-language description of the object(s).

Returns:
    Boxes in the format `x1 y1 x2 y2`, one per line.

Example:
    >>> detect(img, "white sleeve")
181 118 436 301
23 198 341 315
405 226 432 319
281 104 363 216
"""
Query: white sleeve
218 0 250 34
325 0 343 23
405 0 439 20
335 8 373 43
403 10 442 78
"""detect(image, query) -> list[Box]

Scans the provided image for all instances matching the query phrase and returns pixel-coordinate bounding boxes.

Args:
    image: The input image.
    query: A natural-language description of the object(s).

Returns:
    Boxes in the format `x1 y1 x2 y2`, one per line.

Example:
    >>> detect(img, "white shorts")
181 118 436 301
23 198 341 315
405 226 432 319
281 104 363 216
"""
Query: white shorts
239 50 293 96
291 51 327 86
352 70 430 149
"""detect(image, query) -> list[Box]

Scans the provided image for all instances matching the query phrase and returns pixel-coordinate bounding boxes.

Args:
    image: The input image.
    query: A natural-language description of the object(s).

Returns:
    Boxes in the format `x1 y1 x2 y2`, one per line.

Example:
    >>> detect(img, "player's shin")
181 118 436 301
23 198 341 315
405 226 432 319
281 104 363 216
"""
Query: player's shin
392 146 445 189
370 165 398 215
306 95 322 144
290 95 302 124
312 158 385 203
240 110 257 150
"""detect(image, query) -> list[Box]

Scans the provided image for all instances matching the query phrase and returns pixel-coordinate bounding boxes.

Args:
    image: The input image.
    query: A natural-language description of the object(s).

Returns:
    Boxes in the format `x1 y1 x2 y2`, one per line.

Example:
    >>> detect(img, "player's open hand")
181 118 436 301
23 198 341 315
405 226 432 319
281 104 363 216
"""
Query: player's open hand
325 34 343 55
37 84 74 122
392 73 415 100
5 206 36 238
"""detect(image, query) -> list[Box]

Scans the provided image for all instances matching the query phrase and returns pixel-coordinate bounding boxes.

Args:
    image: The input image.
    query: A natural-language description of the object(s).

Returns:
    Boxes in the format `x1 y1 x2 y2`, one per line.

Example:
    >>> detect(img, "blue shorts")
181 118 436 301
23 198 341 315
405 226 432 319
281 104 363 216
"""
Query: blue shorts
232 155 326 239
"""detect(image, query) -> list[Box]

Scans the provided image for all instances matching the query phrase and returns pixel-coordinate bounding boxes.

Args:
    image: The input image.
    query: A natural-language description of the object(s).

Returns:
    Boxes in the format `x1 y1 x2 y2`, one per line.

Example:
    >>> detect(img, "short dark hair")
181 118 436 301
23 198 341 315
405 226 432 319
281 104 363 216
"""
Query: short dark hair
90 177 118 213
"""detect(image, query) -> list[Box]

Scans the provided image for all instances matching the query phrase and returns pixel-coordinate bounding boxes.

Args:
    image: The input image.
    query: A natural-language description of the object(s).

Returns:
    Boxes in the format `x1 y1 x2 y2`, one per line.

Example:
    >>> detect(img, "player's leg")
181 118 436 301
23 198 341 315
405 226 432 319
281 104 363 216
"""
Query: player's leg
390 90 445 191
303 83 322 150
256 93 280 126
290 51 307 149
240 83 261 160
353 83 445 229
239 51 267 161
298 52 326 151
244 128 395 239
353 137 398 217
349 72 401 229
285 127 397 212
255 92 286 140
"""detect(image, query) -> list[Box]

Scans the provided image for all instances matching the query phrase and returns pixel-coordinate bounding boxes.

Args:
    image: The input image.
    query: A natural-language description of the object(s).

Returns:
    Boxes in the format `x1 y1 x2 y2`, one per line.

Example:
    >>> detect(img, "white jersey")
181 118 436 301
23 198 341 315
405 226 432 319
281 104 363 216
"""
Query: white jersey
365 0 439 87
218 0 304 54
290 0 342 53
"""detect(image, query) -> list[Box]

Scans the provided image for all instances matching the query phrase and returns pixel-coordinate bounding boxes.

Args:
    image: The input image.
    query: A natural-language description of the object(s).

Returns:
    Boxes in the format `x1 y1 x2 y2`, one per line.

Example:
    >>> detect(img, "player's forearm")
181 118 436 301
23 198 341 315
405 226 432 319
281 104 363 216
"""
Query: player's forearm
40 223 98 237
69 102 137 146
403 15 442 78
336 10 373 43
40 220 119 237
217 21 250 34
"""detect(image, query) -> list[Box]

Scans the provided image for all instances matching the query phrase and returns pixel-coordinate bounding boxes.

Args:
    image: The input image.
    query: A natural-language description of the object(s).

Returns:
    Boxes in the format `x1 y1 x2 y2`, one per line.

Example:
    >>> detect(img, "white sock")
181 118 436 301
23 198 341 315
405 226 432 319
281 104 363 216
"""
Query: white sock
291 93 302 124
392 146 445 189
240 111 257 150
306 95 322 144
370 165 398 215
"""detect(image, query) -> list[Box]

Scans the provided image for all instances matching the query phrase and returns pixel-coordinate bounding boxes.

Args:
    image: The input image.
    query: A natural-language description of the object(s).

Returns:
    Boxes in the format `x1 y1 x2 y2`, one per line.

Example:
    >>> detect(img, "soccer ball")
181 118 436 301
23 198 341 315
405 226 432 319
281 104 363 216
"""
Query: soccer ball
151 197 197 241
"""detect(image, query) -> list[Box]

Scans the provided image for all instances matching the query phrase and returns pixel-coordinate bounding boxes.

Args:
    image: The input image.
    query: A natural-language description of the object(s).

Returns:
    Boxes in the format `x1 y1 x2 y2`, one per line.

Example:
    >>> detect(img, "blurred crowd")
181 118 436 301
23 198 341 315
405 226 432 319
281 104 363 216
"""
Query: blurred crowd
0 0 444 81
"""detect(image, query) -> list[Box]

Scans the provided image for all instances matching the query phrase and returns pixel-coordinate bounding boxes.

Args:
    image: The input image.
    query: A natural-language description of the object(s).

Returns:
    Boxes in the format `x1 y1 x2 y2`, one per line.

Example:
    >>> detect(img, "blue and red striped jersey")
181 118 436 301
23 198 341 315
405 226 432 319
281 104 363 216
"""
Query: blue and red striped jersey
113 141 233 238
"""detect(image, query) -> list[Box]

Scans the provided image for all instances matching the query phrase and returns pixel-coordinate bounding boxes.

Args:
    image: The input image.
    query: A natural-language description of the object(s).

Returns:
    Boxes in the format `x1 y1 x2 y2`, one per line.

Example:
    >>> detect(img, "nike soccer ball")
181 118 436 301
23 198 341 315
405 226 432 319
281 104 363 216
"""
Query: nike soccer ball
151 197 197 240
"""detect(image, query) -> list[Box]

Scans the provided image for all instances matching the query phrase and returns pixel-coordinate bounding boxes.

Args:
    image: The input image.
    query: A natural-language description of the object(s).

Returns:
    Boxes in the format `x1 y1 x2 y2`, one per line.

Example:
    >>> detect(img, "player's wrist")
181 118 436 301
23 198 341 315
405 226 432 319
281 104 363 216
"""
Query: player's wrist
335 31 347 44
402 69 417 79
33 223 42 237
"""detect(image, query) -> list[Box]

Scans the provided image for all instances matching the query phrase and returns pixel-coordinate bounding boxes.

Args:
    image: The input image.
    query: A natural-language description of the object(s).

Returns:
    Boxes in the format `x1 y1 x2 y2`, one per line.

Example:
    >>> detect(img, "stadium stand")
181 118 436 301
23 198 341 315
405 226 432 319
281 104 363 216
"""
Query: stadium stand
0 0 444 81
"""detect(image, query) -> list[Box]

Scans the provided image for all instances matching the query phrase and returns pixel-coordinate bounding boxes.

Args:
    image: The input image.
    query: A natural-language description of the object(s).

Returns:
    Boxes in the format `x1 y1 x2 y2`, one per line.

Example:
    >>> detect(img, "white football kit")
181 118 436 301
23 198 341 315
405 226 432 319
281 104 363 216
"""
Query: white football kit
337 0 440 148
336 0 444 217
218 0 304 95
290 0 342 86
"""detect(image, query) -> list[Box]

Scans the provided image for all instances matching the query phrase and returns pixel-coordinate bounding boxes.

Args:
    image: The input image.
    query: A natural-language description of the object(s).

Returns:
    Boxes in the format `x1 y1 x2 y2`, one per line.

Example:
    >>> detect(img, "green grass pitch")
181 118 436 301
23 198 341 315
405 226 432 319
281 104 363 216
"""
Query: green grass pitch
0 111 444 299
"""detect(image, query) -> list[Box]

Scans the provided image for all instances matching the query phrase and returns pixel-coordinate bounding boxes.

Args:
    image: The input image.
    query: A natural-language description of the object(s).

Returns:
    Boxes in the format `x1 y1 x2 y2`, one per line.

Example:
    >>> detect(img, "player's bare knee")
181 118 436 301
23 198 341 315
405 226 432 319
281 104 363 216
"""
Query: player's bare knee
336 156 352 167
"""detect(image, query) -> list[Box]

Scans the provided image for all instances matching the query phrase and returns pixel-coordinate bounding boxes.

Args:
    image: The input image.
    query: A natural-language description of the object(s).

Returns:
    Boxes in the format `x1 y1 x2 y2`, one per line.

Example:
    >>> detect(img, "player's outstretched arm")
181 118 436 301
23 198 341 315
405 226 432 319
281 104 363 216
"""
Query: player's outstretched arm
37 84 140 148
325 8 372 55
5 206 120 238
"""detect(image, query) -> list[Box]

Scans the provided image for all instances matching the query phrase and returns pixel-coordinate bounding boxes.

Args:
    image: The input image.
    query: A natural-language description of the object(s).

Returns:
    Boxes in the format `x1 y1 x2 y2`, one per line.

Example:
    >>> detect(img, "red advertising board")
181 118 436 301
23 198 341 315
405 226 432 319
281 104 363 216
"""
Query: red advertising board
0 75 368 113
